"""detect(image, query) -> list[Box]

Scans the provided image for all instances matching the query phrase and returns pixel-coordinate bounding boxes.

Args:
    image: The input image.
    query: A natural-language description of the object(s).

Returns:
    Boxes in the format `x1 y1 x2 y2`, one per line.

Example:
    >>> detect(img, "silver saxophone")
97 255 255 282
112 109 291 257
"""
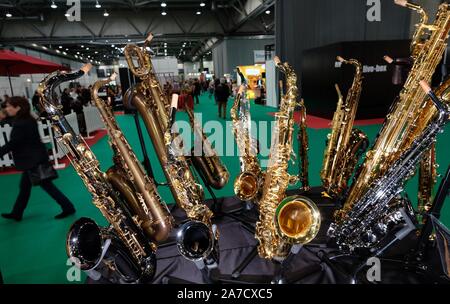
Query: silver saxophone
327 81 450 253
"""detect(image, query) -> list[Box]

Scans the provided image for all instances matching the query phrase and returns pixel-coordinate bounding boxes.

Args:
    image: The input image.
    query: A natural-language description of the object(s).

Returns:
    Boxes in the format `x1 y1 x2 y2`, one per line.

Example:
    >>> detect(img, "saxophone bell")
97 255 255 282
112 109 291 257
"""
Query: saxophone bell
275 196 321 244
176 221 218 263
67 217 157 283
234 172 260 202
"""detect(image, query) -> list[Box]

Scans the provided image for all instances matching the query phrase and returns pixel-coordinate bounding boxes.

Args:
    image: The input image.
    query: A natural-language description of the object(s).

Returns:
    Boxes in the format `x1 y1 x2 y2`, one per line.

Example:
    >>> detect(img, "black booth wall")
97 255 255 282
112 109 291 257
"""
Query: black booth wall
275 0 413 118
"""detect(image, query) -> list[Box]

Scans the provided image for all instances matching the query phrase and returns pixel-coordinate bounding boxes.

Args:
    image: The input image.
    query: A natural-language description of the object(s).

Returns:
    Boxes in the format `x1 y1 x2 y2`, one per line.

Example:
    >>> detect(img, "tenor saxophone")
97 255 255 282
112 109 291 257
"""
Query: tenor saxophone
231 69 263 202
38 65 157 283
255 57 321 260
341 2 450 220
124 36 218 262
320 57 368 198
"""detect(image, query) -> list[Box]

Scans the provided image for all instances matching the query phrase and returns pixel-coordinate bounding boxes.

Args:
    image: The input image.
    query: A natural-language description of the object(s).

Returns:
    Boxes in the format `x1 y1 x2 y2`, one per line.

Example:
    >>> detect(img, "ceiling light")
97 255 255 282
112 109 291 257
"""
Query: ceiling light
51 1 57 9
95 51 98 54
65 48 69 51
81 45 84 48
58 46 62 49
161 2 167 7
196 11 201 15
200 2 206 7
95 0 101 8
55 50 60 54
111 44 115 47
161 11 167 16
5 12 12 18
62 51 67 55
103 10 109 17
31 43 38 47
77 51 80 54
265 10 271 15
64 12 70 17
86 47 89 50
42 46 47 50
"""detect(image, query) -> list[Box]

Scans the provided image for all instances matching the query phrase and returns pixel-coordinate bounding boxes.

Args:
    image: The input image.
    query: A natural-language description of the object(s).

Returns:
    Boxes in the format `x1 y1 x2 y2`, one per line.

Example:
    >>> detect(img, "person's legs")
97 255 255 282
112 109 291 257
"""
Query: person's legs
9 173 33 218
195 94 200 104
222 101 227 119
218 102 223 118
40 180 75 214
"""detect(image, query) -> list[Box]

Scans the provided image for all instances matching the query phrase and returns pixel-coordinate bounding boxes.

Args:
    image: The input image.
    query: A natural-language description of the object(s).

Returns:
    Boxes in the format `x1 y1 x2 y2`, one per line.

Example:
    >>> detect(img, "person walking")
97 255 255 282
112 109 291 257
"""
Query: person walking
215 78 231 119
193 79 201 104
0 97 76 221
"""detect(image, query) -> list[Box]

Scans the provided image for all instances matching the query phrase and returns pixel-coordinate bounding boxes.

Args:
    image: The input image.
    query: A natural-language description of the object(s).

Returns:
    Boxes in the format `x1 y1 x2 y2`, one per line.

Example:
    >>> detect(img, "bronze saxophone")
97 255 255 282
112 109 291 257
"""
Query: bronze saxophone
231 71 264 202
341 2 450 220
124 36 218 262
38 65 158 283
321 56 368 198
255 57 321 260
297 97 310 192
186 106 230 190
124 33 228 190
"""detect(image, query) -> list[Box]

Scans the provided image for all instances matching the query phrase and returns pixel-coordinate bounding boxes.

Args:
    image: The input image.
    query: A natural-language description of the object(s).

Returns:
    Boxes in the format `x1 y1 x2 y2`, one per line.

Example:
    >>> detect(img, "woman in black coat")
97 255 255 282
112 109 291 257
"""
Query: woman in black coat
0 97 75 221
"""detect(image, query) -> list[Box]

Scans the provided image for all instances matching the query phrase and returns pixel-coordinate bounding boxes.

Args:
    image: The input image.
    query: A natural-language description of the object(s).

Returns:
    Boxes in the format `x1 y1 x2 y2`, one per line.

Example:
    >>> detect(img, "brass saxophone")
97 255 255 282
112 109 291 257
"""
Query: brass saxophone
186 106 230 190
124 33 228 190
38 65 158 283
255 57 321 260
231 70 263 202
297 98 310 192
321 56 368 198
124 36 218 262
341 2 450 220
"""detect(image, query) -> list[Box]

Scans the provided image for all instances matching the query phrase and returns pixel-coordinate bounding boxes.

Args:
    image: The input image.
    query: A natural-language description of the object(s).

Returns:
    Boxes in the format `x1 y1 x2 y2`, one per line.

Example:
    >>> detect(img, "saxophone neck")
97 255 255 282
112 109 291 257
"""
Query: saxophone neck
274 56 298 107
92 73 117 103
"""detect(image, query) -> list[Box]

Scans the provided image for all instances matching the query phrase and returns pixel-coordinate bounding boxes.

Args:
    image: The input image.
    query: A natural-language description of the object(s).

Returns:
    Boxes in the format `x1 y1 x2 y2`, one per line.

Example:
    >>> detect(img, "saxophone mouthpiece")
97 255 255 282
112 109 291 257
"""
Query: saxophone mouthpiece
384 55 394 64
109 72 117 81
145 33 154 43
336 56 345 63
274 56 281 65
81 63 93 74
394 0 408 7
419 80 432 94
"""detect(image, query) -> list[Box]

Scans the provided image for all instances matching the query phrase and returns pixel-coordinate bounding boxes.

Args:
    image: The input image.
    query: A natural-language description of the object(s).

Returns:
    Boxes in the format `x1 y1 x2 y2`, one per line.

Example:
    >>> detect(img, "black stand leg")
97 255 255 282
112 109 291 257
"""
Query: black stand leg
232 246 258 279
271 245 303 284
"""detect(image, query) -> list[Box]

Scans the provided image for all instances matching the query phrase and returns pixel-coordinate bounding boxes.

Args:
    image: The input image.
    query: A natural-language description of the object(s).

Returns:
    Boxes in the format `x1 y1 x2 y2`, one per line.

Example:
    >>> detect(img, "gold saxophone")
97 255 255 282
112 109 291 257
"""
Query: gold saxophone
341 2 450 220
124 36 218 262
38 65 159 283
255 57 321 260
321 56 368 198
231 71 264 202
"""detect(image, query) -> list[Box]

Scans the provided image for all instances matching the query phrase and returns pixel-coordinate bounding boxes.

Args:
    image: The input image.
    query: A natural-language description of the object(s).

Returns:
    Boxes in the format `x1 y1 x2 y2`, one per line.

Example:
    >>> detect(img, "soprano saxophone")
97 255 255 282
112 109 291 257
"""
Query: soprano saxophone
231 68 263 202
255 57 321 260
321 57 368 198
38 66 158 283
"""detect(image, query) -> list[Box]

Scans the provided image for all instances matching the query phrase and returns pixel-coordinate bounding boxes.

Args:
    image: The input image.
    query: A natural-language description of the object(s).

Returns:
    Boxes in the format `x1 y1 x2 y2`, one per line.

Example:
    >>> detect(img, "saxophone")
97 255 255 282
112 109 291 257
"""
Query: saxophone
255 57 321 260
124 33 228 190
297 97 310 192
341 3 450 220
321 57 368 198
231 69 263 202
38 65 158 283
186 106 230 190
124 36 218 262
328 81 450 252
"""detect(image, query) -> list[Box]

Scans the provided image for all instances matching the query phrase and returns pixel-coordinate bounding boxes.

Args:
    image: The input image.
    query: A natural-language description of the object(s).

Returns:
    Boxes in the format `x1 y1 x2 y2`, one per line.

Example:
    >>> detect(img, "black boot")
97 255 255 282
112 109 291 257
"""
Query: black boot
1 213 22 222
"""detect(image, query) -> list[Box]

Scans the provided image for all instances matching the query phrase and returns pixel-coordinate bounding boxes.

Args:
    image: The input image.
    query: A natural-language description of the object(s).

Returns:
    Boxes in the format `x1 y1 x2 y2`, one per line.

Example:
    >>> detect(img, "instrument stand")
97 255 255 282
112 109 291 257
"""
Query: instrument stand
271 245 303 284
132 111 166 187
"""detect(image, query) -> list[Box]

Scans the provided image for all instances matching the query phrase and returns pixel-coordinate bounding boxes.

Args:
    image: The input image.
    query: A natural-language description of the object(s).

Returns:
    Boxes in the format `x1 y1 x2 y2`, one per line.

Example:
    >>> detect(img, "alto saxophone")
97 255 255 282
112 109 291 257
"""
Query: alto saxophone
255 57 321 260
231 69 263 202
38 65 157 283
321 56 368 198
124 36 218 263
342 3 450 219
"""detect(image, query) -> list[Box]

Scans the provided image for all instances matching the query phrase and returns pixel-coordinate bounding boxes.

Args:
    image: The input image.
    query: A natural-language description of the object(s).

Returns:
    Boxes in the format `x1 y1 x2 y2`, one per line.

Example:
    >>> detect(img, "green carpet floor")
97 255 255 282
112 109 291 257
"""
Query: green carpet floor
0 92 449 284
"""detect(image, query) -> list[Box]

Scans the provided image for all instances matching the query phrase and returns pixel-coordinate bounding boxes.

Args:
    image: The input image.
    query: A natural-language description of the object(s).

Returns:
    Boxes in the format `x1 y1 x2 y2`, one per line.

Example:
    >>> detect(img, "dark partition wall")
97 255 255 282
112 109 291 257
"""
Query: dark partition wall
302 40 410 119
275 0 412 93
